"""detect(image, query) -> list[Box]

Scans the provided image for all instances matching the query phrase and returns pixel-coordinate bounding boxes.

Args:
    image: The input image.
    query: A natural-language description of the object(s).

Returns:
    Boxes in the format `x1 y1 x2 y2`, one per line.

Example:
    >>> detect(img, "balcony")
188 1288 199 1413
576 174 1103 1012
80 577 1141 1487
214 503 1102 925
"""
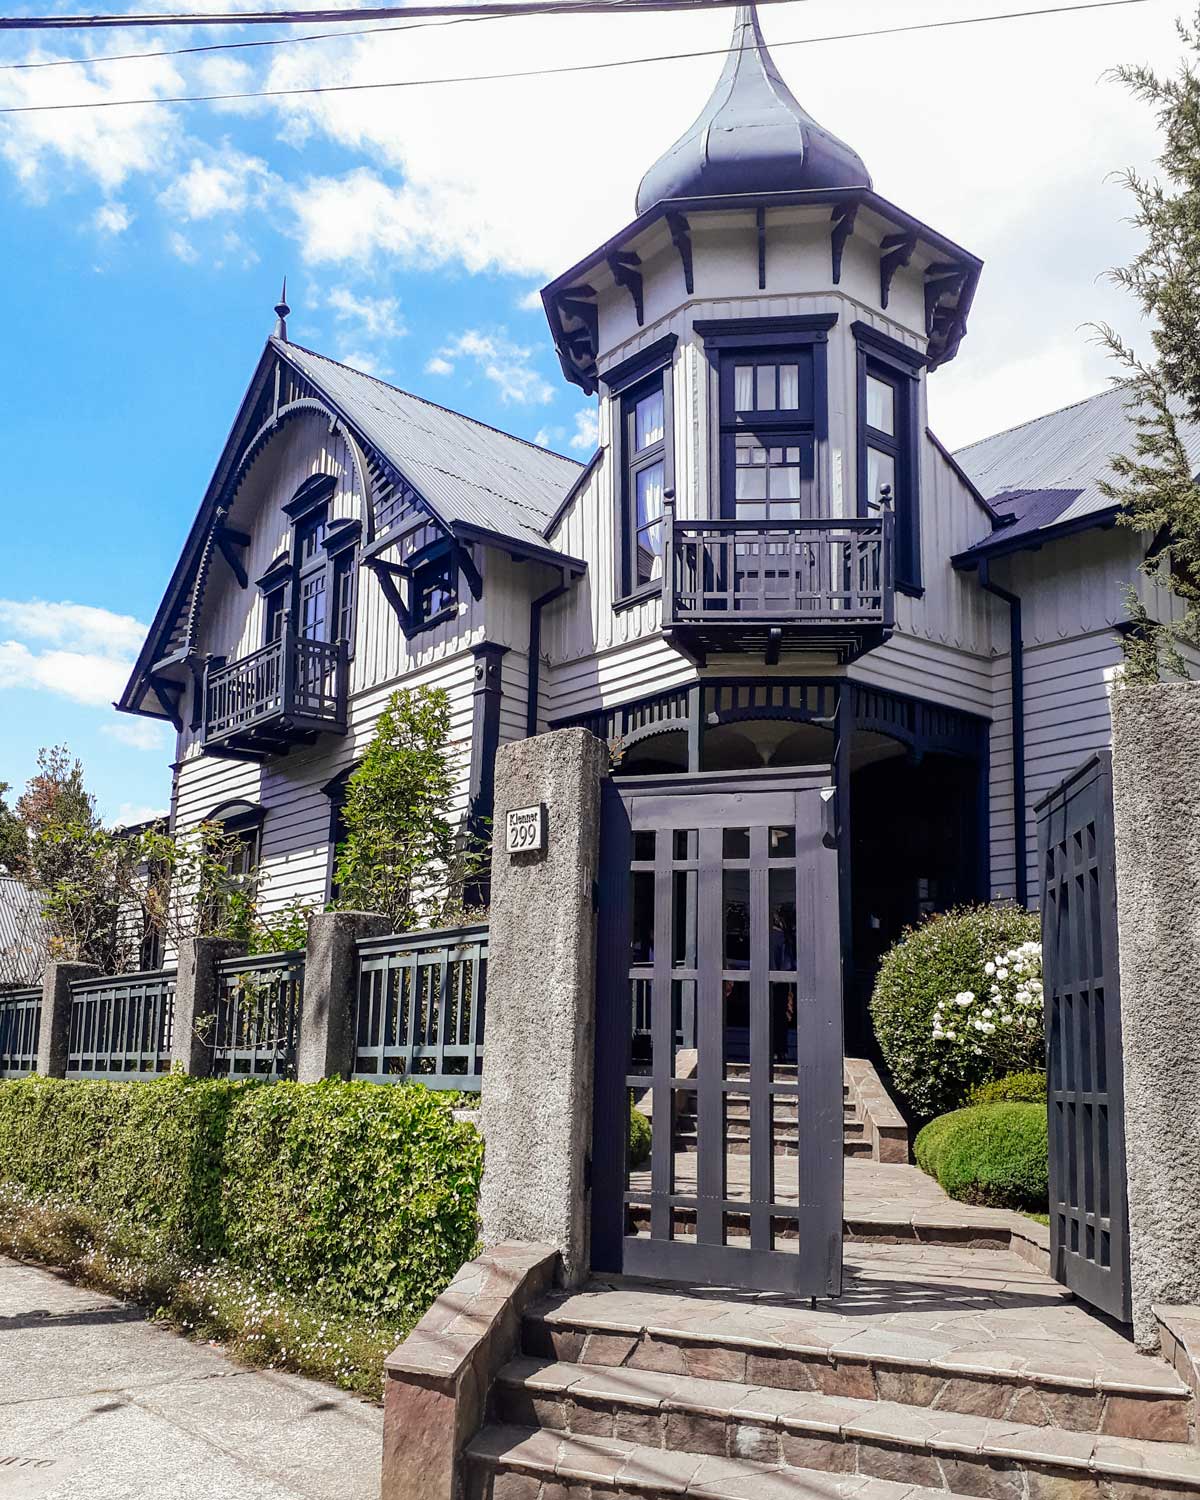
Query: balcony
663 506 894 665
202 628 347 758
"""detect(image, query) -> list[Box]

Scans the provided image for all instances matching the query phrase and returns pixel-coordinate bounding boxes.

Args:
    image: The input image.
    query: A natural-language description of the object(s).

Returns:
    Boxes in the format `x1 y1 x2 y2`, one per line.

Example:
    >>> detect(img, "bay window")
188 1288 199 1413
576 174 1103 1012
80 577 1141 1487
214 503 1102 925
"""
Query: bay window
854 321 924 593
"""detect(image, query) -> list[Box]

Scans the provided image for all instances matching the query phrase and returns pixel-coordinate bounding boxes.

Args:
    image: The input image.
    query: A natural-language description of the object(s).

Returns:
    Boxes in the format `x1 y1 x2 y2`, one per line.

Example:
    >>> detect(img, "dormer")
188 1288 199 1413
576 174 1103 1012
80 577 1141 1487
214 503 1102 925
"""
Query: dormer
542 5 981 666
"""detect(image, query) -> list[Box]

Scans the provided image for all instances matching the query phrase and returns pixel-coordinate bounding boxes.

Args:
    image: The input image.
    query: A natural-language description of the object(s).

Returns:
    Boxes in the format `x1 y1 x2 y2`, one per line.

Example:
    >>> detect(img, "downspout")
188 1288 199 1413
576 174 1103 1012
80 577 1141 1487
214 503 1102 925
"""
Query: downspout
978 558 1027 907
526 566 572 738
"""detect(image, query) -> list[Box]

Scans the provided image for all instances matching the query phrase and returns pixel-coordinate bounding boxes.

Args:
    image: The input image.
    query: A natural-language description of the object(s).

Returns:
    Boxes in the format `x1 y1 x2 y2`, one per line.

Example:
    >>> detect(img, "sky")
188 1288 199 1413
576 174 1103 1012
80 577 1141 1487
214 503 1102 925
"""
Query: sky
0 0 1189 826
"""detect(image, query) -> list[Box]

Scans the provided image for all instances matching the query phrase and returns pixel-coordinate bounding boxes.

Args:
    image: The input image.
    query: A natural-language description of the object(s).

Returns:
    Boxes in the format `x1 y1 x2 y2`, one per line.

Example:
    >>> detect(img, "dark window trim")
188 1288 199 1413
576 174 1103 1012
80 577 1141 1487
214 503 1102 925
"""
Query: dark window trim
407 537 460 634
323 517 361 556
613 354 675 606
322 763 359 901
282 471 337 521
601 332 678 395
854 326 922 594
695 313 838 348
205 798 265 837
255 552 291 593
613 578 663 613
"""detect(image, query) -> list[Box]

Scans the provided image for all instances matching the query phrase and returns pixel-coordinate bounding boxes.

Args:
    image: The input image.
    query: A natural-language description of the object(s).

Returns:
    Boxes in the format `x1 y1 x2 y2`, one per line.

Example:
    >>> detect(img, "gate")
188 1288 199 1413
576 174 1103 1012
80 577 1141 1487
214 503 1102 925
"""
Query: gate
1036 752 1131 1325
593 768 844 1295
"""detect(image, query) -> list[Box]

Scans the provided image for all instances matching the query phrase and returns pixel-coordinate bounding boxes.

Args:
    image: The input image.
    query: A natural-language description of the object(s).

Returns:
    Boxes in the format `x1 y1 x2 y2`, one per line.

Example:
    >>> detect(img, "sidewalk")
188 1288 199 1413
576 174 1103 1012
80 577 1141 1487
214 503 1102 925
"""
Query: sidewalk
0 1257 382 1500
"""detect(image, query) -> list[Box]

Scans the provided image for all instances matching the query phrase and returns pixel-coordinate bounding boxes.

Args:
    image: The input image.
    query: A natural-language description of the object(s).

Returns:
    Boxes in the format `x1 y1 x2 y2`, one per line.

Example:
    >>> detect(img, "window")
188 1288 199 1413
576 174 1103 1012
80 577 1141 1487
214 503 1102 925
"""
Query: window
296 505 329 640
199 801 264 931
624 379 667 590
853 322 923 593
720 348 817 521
410 543 458 629
332 551 356 648
263 586 286 646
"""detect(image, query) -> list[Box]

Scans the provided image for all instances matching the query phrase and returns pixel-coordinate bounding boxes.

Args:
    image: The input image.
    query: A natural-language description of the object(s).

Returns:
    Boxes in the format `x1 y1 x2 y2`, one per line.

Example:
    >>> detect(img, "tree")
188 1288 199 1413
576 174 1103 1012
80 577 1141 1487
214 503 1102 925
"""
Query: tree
0 782 27 877
333 687 486 932
1098 15 1200 680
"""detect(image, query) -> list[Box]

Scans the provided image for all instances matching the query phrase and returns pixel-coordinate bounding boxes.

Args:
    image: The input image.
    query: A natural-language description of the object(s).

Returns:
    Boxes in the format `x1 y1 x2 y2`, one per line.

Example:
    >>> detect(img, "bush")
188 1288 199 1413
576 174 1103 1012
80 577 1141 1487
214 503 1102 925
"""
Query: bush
629 1099 651 1166
969 1070 1047 1105
870 904 1042 1119
914 1102 1048 1211
0 1075 482 1323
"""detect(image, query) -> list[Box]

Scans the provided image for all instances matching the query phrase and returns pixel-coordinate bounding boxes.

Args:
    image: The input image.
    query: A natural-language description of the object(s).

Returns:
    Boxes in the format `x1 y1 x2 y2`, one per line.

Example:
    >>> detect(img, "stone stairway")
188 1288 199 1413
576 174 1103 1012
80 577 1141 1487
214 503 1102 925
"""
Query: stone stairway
465 1241 1200 1499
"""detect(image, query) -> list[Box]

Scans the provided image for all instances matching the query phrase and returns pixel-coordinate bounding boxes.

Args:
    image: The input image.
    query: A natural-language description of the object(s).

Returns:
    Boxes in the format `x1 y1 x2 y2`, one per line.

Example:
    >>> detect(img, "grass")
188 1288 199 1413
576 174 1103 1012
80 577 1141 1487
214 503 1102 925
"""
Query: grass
0 1186 408 1401
1024 1212 1051 1226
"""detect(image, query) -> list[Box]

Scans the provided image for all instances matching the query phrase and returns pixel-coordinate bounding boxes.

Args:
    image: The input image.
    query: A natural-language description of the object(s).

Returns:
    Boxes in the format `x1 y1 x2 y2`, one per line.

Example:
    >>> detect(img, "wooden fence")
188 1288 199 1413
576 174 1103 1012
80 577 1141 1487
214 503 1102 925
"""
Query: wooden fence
212 951 306 1080
0 987 41 1078
66 970 175 1080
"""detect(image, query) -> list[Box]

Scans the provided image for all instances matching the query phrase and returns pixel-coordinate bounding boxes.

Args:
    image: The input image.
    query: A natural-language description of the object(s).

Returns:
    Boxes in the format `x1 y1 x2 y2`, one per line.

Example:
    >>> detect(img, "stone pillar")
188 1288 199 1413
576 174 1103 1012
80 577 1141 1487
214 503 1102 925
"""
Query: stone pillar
296 910 389 1083
480 727 605 1286
37 961 100 1077
171 937 245 1076
1111 682 1200 1347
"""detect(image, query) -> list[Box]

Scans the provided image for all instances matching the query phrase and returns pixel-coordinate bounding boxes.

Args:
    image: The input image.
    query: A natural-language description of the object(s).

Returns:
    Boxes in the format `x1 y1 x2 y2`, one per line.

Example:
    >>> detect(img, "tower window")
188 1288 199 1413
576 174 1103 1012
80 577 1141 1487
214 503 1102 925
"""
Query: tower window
853 322 924 593
624 378 667 591
718 347 818 521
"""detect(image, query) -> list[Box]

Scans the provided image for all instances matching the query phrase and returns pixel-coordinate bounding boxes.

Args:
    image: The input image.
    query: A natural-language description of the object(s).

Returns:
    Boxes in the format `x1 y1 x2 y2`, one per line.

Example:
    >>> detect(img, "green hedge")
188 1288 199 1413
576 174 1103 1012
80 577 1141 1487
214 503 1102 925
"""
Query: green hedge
914 1102 1048 1211
869 904 1042 1118
0 1076 482 1322
968 1070 1047 1106
629 1099 651 1167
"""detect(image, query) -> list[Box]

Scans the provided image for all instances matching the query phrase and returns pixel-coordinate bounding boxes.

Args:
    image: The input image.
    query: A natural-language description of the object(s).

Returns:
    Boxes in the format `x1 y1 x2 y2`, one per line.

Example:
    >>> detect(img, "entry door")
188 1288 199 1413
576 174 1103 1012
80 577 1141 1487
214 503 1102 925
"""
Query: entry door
593 769 844 1295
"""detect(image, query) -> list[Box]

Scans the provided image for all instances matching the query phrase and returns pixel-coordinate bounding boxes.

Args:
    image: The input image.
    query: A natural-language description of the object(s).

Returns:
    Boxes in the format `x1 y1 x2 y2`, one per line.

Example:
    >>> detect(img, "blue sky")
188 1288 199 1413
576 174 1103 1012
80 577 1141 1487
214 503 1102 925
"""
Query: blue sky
0 0 1188 825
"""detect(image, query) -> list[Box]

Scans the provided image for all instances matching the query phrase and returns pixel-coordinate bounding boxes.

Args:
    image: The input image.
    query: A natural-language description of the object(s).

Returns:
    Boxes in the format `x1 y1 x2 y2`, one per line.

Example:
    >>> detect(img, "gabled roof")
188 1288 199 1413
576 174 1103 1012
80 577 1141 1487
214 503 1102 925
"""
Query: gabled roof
952 384 1200 563
276 341 582 551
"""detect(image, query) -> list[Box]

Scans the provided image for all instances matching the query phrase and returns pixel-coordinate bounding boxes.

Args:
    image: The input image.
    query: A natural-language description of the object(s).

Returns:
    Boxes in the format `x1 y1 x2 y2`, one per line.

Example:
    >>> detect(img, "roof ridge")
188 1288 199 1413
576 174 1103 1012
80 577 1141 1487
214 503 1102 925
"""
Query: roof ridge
954 384 1124 455
275 338 584 470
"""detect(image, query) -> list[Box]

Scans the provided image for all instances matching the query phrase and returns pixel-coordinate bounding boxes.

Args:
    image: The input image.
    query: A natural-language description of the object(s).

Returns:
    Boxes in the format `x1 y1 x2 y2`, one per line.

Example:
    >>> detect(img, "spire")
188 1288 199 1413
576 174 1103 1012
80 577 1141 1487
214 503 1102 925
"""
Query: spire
635 3 871 216
273 277 290 342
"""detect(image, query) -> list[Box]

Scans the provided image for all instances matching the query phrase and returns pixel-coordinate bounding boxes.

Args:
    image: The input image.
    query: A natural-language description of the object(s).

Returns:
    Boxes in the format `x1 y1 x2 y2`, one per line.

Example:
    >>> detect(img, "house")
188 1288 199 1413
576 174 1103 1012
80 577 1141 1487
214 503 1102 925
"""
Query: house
117 4 1193 1053
0 875 50 988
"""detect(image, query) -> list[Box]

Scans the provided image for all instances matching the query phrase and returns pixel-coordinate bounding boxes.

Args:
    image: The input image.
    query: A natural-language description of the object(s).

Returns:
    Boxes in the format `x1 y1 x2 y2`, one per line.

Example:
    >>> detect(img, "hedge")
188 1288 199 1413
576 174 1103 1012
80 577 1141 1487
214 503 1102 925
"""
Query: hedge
629 1099 651 1167
914 1102 1048 1211
869 904 1042 1119
0 1075 483 1323
968 1070 1047 1106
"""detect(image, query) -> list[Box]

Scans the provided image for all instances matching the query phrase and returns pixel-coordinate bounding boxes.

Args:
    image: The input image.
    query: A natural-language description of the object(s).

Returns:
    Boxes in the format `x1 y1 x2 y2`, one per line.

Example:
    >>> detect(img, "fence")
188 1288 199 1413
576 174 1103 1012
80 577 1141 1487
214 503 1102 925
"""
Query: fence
354 925 487 1090
212 951 306 1080
0 987 41 1078
66 970 175 1080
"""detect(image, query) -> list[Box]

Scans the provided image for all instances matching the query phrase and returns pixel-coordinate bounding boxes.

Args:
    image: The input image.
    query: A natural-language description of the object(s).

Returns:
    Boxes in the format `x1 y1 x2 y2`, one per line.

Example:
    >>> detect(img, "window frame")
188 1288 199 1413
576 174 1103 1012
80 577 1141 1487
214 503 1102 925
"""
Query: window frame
407 537 460 633
602 333 677 608
852 321 925 596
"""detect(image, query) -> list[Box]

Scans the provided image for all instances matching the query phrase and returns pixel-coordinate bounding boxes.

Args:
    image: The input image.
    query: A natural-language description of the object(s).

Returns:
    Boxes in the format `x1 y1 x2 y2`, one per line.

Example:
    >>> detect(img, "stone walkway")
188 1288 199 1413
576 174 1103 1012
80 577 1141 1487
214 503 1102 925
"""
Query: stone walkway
0 1257 383 1500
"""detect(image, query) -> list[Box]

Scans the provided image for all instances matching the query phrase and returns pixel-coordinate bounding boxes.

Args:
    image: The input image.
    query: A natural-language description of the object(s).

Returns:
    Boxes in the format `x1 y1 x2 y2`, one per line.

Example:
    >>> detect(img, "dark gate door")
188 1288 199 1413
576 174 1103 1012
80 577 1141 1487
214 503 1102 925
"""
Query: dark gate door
593 768 843 1295
1036 752 1131 1324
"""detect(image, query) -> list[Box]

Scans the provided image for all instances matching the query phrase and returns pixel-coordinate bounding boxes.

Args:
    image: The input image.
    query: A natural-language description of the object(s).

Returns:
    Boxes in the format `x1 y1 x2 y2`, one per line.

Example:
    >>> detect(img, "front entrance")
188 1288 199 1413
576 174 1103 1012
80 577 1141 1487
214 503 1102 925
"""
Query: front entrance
593 768 844 1295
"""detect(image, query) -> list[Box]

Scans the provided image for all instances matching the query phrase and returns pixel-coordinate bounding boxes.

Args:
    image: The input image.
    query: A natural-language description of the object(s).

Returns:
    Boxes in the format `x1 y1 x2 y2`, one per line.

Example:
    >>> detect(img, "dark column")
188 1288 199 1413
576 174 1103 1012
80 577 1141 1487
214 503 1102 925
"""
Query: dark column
834 680 854 1032
466 642 509 906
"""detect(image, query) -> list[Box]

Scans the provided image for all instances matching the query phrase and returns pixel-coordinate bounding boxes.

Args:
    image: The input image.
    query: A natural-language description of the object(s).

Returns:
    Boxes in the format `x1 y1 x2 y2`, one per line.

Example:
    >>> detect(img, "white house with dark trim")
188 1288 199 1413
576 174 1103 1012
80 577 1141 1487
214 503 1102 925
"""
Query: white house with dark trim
118 4 1197 1048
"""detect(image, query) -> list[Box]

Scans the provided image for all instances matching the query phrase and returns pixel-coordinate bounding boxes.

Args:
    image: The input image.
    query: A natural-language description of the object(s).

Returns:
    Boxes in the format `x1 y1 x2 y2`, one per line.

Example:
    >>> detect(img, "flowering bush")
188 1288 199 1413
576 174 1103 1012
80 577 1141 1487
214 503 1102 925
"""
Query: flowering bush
932 939 1044 1078
870 904 1043 1119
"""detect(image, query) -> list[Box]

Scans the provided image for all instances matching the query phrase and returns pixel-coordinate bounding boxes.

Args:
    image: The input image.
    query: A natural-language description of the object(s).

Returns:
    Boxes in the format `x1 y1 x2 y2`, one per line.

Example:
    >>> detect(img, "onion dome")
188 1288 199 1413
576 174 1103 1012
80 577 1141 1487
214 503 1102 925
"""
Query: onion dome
635 3 871 216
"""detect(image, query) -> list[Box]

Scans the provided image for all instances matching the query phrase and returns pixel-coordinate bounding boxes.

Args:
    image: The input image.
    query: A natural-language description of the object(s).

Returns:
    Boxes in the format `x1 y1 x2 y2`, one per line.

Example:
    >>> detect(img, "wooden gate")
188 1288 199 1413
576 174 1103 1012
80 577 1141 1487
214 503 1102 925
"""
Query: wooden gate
1036 752 1131 1325
592 768 844 1295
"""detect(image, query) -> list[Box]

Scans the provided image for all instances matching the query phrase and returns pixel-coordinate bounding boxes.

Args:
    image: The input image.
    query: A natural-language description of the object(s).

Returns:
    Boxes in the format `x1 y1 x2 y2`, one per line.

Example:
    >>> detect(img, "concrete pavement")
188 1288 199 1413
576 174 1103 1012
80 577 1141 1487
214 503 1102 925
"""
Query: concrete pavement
0 1256 382 1500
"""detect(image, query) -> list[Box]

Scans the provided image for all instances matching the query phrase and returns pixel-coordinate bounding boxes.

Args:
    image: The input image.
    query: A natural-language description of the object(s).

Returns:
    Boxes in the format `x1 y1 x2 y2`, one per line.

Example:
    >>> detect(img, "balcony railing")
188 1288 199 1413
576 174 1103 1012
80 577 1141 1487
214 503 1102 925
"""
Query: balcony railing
203 628 347 757
663 504 894 664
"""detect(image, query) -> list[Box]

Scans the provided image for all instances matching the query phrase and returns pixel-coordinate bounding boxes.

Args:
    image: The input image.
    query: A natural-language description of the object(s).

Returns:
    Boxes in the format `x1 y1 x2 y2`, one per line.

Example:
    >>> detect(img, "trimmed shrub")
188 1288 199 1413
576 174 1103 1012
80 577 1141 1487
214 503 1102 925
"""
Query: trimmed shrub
969 1070 1047 1106
0 1075 482 1323
629 1099 652 1167
914 1102 1048 1211
870 904 1042 1119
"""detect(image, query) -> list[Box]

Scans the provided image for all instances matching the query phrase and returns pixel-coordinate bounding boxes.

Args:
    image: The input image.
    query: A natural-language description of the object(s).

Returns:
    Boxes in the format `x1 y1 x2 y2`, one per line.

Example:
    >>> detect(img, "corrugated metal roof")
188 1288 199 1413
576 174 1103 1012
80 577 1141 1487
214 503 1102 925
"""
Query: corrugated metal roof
952 384 1200 548
0 877 48 987
276 341 583 549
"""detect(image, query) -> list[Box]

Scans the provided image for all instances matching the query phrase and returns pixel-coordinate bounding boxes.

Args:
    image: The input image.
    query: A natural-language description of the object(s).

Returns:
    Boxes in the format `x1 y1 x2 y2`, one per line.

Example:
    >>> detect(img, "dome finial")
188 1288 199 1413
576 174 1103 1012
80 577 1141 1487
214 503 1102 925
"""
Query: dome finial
274 277 290 342
635 1 870 216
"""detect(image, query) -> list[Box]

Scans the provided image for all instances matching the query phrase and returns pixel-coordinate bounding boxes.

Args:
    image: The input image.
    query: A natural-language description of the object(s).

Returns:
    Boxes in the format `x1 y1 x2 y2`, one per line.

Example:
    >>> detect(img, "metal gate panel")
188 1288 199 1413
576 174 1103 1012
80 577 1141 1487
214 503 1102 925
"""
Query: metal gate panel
1036 752 1131 1325
593 767 843 1297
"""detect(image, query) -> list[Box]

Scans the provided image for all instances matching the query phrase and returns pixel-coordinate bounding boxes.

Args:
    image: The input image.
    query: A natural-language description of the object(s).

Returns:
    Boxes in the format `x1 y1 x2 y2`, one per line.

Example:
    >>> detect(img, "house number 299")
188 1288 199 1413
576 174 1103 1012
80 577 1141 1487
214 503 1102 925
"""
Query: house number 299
506 804 547 854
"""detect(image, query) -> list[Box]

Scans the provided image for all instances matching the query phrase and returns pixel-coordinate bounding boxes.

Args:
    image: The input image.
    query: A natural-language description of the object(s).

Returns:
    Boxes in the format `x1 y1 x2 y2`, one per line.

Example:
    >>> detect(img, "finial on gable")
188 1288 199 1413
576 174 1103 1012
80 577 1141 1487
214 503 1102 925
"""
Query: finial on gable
274 278 290 342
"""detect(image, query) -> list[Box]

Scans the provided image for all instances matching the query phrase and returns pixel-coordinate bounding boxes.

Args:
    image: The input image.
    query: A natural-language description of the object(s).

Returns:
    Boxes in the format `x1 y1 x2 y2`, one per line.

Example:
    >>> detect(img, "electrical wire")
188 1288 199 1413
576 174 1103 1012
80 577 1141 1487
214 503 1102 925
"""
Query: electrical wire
0 0 1163 114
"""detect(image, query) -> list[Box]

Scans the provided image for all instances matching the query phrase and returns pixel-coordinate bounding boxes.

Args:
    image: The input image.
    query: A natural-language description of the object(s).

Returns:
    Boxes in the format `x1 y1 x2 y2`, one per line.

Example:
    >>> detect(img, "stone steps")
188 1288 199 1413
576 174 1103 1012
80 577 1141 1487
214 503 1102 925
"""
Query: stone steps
466 1425 981 1499
491 1359 1200 1498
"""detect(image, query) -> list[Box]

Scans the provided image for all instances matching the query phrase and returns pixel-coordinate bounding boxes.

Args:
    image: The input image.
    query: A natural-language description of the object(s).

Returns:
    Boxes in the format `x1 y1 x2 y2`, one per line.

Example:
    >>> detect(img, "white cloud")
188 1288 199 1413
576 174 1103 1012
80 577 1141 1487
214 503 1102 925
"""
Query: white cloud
518 289 544 312
102 719 170 751
159 148 273 221
0 600 147 709
336 348 391 378
533 427 552 447
113 802 169 828
432 329 554 405
425 355 454 377
328 286 405 340
570 407 599 452
93 202 132 235
167 230 198 264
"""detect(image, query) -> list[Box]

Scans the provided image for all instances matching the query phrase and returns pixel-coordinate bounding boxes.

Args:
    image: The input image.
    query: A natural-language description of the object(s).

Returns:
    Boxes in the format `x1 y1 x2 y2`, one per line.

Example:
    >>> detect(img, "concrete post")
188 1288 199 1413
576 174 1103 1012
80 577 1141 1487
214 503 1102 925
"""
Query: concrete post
479 727 606 1286
37 961 100 1077
296 910 389 1082
1110 682 1200 1347
172 937 245 1076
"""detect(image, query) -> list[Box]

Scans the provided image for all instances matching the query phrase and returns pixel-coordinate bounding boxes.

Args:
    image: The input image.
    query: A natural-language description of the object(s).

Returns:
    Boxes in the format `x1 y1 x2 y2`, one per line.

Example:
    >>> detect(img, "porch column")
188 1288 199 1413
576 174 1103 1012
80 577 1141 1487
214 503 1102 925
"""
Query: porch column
171 937 245 1076
1110 682 1200 1347
36 961 100 1077
479 727 606 1286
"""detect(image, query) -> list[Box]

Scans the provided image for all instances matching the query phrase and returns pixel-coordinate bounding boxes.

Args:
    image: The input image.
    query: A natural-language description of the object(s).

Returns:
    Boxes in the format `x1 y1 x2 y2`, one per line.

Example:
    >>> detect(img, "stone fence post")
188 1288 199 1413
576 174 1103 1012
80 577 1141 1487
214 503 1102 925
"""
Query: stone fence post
1110 682 1200 1347
171 937 245 1076
480 727 606 1286
296 911 389 1083
37 961 100 1077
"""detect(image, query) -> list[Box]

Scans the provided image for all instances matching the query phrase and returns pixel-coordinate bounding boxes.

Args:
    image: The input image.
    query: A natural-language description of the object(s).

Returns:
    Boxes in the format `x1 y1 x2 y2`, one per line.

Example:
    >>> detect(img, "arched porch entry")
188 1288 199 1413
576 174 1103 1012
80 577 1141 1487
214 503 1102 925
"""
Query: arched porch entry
558 677 989 1055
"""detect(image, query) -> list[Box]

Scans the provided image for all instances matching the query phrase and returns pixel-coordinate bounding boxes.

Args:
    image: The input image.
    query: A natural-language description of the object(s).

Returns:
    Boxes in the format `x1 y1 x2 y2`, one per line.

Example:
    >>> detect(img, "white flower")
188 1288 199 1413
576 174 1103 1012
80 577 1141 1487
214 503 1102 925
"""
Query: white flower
984 961 996 976
946 1029 957 1040
982 1007 994 1019
955 991 975 1007
996 967 1009 981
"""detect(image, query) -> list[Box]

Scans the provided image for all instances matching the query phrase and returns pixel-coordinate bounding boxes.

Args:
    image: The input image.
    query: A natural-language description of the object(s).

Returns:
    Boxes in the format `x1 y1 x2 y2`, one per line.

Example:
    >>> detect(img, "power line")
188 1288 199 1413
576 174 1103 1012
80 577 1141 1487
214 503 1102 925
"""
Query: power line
0 0 1163 114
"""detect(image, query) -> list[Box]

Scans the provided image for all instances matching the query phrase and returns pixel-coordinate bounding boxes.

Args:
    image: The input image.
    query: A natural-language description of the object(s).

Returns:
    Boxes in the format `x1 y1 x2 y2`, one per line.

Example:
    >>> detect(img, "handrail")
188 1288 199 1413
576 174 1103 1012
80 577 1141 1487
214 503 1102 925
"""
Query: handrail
203 629 346 746
672 516 886 536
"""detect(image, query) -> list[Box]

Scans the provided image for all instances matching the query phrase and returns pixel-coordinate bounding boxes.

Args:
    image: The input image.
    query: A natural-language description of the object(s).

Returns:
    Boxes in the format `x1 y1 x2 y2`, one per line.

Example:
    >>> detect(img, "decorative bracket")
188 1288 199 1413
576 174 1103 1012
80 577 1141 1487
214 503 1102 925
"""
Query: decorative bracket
924 261 968 337
830 201 858 285
880 232 918 310
607 251 644 326
148 674 184 733
666 212 694 295
215 525 250 589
